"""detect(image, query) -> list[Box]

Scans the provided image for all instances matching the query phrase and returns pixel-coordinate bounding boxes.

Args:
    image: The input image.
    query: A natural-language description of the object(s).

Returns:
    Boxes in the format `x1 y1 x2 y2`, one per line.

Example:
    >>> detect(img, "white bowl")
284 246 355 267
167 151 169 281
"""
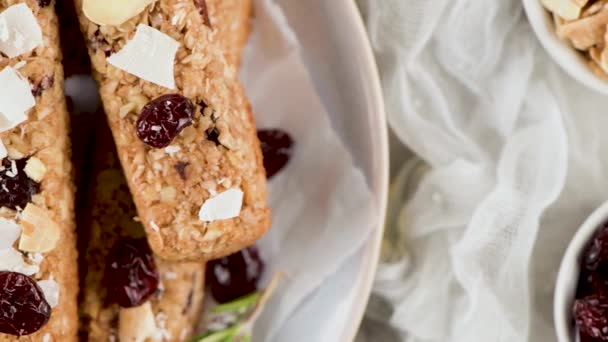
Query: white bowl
554 201 608 342
273 0 388 340
523 0 608 94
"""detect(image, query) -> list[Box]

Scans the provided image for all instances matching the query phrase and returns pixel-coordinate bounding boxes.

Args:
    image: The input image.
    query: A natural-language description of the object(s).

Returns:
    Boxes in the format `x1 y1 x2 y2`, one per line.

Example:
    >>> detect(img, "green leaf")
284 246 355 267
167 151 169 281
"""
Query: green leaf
211 293 260 314
191 324 240 342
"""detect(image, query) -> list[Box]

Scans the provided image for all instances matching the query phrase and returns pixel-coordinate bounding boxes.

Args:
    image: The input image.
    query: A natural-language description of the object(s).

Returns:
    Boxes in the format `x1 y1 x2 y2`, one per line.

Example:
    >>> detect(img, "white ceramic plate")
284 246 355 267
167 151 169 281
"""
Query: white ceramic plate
523 0 608 94
273 0 388 340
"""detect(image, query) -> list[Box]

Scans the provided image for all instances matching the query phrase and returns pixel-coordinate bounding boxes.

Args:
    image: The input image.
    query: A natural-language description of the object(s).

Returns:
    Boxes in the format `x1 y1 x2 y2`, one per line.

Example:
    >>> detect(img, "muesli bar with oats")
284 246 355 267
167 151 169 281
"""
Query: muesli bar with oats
0 0 77 340
79 117 206 342
73 0 270 261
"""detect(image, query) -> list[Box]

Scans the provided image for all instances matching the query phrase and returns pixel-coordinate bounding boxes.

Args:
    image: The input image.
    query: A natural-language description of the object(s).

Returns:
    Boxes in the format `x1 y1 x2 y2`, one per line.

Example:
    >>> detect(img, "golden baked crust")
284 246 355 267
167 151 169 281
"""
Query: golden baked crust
79 118 205 341
0 1 78 341
74 0 270 261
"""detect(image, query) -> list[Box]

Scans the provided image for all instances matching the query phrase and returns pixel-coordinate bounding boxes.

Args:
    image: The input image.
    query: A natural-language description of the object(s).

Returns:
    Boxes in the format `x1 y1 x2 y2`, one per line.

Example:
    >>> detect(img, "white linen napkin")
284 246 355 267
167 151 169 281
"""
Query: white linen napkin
355 0 608 341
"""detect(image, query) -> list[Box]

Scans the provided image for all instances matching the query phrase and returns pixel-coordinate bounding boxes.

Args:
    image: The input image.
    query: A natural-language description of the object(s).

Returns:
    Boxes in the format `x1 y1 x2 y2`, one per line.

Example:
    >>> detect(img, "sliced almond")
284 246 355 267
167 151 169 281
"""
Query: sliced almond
582 0 608 17
18 203 60 253
541 0 583 20
590 46 603 64
553 13 566 30
557 9 608 49
119 302 159 342
588 59 608 79
599 26 608 74
82 0 156 26
24 157 46 182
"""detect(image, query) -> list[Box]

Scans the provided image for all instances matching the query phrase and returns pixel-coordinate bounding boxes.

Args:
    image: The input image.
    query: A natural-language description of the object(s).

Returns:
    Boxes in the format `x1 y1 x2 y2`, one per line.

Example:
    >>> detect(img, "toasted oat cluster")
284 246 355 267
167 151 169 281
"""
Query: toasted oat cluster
0 0 78 340
542 0 608 79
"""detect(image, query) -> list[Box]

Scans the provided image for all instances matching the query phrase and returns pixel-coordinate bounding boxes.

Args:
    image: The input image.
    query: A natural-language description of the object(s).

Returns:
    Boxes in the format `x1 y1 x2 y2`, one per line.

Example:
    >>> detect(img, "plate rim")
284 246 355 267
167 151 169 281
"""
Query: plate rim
335 0 389 340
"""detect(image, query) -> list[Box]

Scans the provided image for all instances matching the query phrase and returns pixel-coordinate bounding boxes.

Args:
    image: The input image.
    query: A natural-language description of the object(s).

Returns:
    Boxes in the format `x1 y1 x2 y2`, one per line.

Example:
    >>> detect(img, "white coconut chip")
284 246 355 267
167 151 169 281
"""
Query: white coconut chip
0 4 43 58
199 188 244 222
0 66 34 131
107 24 179 89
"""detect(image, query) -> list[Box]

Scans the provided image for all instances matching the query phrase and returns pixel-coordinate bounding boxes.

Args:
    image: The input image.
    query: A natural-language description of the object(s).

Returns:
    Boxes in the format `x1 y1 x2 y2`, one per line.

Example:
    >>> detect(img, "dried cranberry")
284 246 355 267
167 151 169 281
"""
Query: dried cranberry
136 94 195 148
206 246 265 303
585 226 608 272
174 161 190 180
574 295 608 340
104 237 159 308
580 271 608 299
0 272 50 336
257 129 294 179
0 158 40 210
31 75 54 97
580 332 603 342
194 0 212 28
37 0 51 7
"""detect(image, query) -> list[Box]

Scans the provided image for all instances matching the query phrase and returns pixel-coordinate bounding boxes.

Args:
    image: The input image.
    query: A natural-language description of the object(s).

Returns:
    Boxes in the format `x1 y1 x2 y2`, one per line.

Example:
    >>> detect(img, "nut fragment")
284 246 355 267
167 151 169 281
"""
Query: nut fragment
557 9 608 49
541 0 584 20
159 186 176 203
118 302 158 342
24 157 46 182
18 203 60 253
544 0 608 80
82 0 155 26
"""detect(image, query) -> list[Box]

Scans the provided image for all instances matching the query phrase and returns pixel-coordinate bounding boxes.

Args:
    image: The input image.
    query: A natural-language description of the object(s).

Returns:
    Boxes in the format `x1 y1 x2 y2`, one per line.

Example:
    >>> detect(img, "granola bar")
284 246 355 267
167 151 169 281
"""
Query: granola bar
0 0 77 340
79 117 205 341
74 0 270 261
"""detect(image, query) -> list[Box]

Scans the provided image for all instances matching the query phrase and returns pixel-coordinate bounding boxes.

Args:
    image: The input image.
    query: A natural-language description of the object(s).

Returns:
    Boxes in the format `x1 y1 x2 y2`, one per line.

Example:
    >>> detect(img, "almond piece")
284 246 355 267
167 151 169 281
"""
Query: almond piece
24 157 46 182
118 302 158 342
558 9 608 49
541 0 584 20
18 203 60 253
582 0 608 17
82 0 156 26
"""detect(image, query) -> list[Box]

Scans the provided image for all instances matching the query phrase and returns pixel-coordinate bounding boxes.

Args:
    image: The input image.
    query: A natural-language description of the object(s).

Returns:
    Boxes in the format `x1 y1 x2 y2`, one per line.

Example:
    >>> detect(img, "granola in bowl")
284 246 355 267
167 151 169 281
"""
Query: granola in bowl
542 0 608 79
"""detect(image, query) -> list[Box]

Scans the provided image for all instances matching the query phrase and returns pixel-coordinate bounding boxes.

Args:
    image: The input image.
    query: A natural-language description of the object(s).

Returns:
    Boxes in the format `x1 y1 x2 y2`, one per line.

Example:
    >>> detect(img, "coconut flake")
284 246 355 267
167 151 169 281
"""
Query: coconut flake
107 24 179 89
119 302 160 342
0 248 39 275
198 188 244 222
164 145 181 154
28 252 44 264
0 66 34 131
37 279 59 307
0 218 20 249
0 4 43 58
164 272 177 280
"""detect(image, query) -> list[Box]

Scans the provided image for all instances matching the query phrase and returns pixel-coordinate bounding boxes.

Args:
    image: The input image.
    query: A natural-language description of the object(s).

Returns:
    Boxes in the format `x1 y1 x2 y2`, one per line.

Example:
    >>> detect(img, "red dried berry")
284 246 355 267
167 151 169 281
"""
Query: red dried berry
37 0 51 7
257 129 294 179
136 94 194 148
574 295 608 340
206 246 265 303
585 226 608 272
104 237 159 308
194 0 212 28
581 271 608 299
580 332 603 342
0 158 40 210
0 272 50 336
